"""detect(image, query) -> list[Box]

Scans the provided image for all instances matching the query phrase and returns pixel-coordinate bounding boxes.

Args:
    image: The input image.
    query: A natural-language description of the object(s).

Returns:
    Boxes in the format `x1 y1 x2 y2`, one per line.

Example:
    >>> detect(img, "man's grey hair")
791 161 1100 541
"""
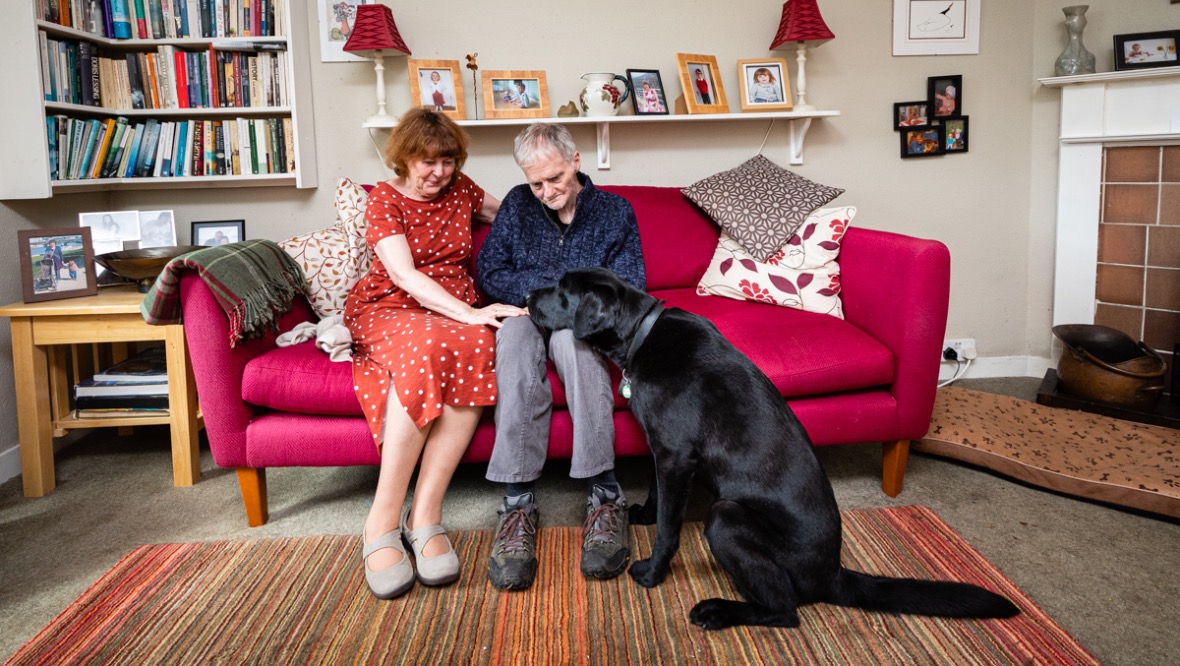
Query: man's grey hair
513 123 577 168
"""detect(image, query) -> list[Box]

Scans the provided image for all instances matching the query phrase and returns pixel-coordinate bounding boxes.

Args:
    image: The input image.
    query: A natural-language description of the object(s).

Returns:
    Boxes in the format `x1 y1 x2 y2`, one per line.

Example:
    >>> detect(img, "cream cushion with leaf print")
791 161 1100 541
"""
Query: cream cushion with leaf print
278 178 372 319
696 206 855 319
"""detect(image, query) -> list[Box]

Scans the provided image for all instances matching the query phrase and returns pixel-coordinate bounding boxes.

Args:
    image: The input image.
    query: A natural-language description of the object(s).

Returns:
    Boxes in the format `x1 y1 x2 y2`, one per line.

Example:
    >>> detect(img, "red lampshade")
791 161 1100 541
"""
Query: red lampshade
343 4 411 56
769 0 834 49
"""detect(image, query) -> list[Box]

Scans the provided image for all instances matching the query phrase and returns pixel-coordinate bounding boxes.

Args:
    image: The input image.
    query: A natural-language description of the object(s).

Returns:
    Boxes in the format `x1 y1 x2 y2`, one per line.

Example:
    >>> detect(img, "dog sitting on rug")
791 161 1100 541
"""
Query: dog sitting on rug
527 267 1020 630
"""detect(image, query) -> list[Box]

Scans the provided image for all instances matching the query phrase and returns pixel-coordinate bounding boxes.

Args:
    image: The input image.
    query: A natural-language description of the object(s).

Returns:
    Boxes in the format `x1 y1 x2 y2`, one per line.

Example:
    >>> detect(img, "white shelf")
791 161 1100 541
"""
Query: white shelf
364 110 839 167
1038 66 1180 87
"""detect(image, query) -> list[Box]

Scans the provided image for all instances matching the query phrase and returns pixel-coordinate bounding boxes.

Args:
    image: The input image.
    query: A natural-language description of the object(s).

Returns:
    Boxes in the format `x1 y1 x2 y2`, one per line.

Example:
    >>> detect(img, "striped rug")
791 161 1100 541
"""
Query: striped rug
4 506 1097 665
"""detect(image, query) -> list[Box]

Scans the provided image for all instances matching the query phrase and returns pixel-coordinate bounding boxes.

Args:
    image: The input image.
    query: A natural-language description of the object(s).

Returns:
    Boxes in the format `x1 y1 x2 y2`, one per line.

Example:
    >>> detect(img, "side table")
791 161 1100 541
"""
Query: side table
0 285 203 496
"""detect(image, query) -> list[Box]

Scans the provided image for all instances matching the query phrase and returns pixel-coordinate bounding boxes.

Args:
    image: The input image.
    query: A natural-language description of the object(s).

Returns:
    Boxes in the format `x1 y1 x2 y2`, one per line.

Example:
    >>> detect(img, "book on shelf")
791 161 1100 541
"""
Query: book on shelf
75 378 169 398
110 0 132 39
74 393 169 410
75 407 169 419
93 346 167 382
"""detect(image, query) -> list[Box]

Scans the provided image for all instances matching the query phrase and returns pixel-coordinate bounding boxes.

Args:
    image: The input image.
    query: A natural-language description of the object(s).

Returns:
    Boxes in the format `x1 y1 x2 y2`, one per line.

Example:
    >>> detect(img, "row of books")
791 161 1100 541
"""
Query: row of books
49 115 295 181
37 0 287 40
73 346 170 418
42 36 289 111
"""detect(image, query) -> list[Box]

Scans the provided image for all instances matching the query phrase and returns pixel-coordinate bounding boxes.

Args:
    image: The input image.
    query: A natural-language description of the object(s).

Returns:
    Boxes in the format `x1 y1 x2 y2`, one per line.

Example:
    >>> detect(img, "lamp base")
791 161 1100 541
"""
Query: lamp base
792 103 818 113
362 113 399 128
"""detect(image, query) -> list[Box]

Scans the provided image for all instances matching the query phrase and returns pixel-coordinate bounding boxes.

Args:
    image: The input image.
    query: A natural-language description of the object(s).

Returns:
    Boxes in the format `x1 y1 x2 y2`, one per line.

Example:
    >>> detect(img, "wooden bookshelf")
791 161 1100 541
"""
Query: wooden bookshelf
1 0 317 199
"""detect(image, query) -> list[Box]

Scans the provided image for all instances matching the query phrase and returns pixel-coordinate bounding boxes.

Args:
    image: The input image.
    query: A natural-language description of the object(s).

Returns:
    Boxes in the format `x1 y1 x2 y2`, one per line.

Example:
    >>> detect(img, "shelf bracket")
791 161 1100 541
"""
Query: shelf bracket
787 117 814 166
596 122 611 170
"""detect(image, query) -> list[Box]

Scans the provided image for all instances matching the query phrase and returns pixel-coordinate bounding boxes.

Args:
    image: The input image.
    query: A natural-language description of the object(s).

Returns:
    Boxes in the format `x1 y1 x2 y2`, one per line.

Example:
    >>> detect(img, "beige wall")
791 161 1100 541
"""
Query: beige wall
0 0 1172 480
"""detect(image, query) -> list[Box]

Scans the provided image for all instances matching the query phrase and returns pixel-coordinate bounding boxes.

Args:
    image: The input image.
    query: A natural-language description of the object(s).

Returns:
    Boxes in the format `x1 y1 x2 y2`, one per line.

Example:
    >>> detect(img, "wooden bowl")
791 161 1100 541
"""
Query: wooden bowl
94 246 204 292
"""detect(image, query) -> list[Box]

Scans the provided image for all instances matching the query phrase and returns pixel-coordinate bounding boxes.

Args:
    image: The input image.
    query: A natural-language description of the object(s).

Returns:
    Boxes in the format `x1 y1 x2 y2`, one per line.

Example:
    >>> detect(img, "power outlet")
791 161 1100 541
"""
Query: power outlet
942 338 977 362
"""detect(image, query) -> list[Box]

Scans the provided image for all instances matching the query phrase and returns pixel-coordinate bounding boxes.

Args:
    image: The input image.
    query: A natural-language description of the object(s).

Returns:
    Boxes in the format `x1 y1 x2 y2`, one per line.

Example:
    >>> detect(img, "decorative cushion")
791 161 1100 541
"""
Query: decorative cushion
278 178 371 319
696 206 856 319
681 154 844 262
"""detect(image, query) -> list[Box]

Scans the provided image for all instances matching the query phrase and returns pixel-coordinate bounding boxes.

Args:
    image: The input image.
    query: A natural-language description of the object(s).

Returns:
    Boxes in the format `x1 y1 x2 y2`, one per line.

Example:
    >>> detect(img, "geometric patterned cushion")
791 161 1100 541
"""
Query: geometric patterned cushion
696 206 856 319
682 154 844 262
278 178 371 319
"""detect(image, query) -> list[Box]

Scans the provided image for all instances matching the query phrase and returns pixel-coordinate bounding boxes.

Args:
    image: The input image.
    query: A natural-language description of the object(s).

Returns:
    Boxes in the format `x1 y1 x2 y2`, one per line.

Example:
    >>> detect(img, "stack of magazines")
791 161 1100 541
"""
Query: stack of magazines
74 346 169 418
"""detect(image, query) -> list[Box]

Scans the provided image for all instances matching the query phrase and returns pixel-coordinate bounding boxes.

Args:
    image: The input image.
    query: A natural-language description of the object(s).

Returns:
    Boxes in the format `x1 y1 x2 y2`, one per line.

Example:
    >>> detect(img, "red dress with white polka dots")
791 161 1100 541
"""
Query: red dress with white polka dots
344 174 497 445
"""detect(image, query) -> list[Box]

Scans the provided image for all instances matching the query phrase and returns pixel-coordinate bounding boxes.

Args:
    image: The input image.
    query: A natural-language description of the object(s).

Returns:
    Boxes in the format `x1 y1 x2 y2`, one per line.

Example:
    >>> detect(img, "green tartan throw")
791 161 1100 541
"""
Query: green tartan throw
140 239 306 347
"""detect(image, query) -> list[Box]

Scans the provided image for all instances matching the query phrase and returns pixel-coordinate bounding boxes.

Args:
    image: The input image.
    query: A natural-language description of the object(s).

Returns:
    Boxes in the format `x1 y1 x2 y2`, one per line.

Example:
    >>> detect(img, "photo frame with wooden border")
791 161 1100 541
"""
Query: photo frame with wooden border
927 74 962 120
893 101 930 130
676 53 728 114
482 71 549 120
893 0 980 56
192 220 246 246
900 125 946 158
625 69 670 116
408 59 467 121
1113 30 1180 71
18 227 98 303
944 116 969 153
736 58 792 112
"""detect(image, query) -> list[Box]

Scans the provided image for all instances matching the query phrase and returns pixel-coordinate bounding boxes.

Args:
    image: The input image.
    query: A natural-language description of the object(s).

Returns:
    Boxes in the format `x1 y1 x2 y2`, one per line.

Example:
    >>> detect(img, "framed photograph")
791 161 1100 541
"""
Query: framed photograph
736 58 792 112
138 210 177 248
900 125 946 158
18 228 97 303
944 116 969 153
1113 31 1180 71
928 75 962 119
192 220 245 246
893 0 981 56
408 59 466 121
79 210 140 242
481 71 548 119
676 53 728 114
317 0 372 63
893 101 930 130
626 69 669 116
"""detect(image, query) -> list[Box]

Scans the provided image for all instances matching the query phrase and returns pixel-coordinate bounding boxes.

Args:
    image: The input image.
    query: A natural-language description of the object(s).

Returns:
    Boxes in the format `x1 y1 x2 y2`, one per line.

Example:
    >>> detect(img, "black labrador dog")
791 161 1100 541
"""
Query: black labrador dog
527 267 1019 630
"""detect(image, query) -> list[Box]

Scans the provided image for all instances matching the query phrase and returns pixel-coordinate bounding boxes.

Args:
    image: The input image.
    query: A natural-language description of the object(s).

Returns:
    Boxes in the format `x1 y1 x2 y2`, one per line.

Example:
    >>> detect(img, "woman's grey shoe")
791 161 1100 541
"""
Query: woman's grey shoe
488 493 539 590
581 485 629 579
362 528 415 599
401 503 460 586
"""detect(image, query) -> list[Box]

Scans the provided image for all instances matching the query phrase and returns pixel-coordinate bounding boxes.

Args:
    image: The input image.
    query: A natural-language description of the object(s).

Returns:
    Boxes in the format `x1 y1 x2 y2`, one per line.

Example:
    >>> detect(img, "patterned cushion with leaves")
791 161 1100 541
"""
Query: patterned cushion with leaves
696 206 856 318
682 154 844 262
278 178 371 319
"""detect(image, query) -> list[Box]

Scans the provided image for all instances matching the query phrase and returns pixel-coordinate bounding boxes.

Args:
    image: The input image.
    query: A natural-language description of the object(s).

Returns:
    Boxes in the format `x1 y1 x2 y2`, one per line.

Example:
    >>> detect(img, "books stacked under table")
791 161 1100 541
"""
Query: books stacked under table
74 346 169 418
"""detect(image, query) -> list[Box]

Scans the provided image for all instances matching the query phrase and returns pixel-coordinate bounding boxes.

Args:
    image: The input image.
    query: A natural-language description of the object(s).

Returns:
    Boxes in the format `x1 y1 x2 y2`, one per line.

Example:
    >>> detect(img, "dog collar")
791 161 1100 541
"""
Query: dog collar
619 300 665 399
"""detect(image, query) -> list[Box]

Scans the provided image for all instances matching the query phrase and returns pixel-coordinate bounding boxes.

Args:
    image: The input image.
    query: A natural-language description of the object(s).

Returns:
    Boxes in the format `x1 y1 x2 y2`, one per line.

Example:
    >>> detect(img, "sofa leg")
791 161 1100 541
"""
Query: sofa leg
236 467 269 527
881 439 910 497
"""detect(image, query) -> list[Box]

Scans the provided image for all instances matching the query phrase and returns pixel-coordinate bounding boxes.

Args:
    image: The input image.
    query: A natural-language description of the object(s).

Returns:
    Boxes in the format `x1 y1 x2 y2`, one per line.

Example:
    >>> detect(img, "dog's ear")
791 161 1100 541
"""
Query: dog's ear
572 289 614 340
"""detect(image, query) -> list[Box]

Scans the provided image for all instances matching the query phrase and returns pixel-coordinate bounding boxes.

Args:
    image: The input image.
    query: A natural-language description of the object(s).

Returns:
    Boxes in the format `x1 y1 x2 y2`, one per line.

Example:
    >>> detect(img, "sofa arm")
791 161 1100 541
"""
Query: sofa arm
838 227 950 439
178 273 318 468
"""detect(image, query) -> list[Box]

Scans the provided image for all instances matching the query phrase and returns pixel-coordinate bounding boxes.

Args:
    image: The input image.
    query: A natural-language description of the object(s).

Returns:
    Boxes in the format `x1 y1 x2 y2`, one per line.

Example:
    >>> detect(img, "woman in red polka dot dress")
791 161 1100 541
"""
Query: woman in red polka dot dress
345 108 526 599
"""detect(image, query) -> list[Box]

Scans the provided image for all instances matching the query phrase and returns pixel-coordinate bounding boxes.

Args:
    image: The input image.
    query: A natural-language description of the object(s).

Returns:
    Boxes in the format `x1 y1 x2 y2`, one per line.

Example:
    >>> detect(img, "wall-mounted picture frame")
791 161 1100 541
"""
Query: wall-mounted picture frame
192 220 245 246
316 0 371 63
408 59 466 121
482 71 548 120
18 227 97 303
893 101 930 130
138 210 177 248
79 210 140 243
893 0 981 56
944 116 969 153
626 69 669 116
736 58 792 112
901 125 946 158
928 74 962 119
676 53 728 114
1113 30 1180 71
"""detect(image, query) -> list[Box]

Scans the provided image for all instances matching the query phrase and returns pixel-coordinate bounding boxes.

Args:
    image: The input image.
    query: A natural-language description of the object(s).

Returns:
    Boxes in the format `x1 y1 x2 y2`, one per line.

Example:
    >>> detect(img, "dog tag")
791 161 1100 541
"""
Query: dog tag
619 377 632 400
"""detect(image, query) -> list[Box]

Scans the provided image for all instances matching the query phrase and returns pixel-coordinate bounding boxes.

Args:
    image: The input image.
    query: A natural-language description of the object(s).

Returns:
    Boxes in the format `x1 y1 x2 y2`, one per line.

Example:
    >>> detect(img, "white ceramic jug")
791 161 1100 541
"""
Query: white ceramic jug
579 73 631 117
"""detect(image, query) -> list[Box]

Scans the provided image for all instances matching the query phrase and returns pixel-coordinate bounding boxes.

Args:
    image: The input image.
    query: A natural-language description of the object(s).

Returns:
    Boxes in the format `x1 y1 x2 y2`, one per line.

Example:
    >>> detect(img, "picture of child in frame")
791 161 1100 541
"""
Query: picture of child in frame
746 65 784 104
419 69 457 111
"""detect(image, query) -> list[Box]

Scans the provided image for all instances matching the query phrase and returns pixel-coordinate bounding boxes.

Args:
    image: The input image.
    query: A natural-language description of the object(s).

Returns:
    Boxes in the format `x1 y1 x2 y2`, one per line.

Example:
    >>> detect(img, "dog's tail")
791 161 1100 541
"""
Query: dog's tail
825 568 1020 619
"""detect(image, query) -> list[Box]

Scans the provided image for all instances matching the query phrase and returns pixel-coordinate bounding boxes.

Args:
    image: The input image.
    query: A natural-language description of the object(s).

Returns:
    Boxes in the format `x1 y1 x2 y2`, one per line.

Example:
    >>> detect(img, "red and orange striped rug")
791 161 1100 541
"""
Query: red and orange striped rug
5 506 1097 665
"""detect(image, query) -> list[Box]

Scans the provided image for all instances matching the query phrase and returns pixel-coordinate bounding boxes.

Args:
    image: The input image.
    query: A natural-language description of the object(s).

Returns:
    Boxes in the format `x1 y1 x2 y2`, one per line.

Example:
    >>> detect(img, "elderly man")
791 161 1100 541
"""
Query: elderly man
476 123 645 590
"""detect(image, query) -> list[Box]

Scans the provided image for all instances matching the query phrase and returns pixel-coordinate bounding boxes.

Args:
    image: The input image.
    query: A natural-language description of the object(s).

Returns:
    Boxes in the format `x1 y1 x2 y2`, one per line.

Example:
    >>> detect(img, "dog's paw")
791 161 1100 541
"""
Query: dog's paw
628 558 665 588
628 503 656 525
689 599 733 630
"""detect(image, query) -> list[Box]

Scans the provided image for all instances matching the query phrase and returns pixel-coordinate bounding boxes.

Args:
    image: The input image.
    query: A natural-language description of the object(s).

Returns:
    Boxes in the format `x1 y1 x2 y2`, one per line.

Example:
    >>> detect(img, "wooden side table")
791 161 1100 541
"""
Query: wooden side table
0 286 203 496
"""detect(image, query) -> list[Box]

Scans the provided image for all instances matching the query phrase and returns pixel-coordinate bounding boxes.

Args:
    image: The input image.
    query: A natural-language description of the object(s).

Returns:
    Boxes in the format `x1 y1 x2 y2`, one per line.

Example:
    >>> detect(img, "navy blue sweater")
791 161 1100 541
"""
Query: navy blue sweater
476 174 646 307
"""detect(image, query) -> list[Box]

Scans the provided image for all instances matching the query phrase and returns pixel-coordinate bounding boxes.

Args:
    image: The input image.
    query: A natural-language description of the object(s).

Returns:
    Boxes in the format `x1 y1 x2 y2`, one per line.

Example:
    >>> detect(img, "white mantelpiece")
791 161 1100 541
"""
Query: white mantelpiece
1039 67 1180 327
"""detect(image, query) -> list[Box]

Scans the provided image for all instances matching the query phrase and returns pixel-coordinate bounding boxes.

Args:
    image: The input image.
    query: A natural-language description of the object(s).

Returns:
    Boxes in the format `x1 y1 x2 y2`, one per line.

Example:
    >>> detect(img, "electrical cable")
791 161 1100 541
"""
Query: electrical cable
757 119 775 154
937 358 972 388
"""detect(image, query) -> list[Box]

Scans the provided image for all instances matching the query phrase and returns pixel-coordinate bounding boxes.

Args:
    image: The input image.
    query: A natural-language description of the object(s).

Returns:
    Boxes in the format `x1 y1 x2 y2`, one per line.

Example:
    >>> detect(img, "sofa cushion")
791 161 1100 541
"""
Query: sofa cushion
278 178 371 319
243 342 361 416
696 206 854 319
681 155 844 262
654 287 894 397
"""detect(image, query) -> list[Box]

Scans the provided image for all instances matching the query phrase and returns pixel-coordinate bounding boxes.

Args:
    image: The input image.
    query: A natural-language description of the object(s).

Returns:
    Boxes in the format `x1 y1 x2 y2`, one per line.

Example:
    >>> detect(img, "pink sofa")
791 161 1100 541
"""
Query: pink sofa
179 185 950 526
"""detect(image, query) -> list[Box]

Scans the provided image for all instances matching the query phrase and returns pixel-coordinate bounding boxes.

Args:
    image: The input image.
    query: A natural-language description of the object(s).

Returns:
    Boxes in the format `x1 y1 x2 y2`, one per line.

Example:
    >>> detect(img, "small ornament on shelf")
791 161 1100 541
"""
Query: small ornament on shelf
466 53 479 119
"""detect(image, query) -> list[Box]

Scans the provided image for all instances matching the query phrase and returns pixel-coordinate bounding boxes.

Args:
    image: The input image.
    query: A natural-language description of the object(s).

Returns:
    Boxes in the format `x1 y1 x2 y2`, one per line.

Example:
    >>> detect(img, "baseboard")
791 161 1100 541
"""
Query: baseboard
0 429 91 488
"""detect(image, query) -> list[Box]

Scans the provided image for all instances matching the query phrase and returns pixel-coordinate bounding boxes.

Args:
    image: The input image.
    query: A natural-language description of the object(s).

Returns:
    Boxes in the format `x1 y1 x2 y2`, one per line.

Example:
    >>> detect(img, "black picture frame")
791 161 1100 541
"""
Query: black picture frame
18 227 98 303
927 74 962 120
625 69 669 116
900 125 946 158
1113 30 1180 71
191 220 245 247
944 116 969 153
893 100 930 131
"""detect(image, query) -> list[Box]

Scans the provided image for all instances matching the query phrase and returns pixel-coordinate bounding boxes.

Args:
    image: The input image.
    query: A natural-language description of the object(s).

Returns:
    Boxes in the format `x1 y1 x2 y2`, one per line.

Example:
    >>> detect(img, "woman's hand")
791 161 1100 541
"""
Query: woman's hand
460 303 528 328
